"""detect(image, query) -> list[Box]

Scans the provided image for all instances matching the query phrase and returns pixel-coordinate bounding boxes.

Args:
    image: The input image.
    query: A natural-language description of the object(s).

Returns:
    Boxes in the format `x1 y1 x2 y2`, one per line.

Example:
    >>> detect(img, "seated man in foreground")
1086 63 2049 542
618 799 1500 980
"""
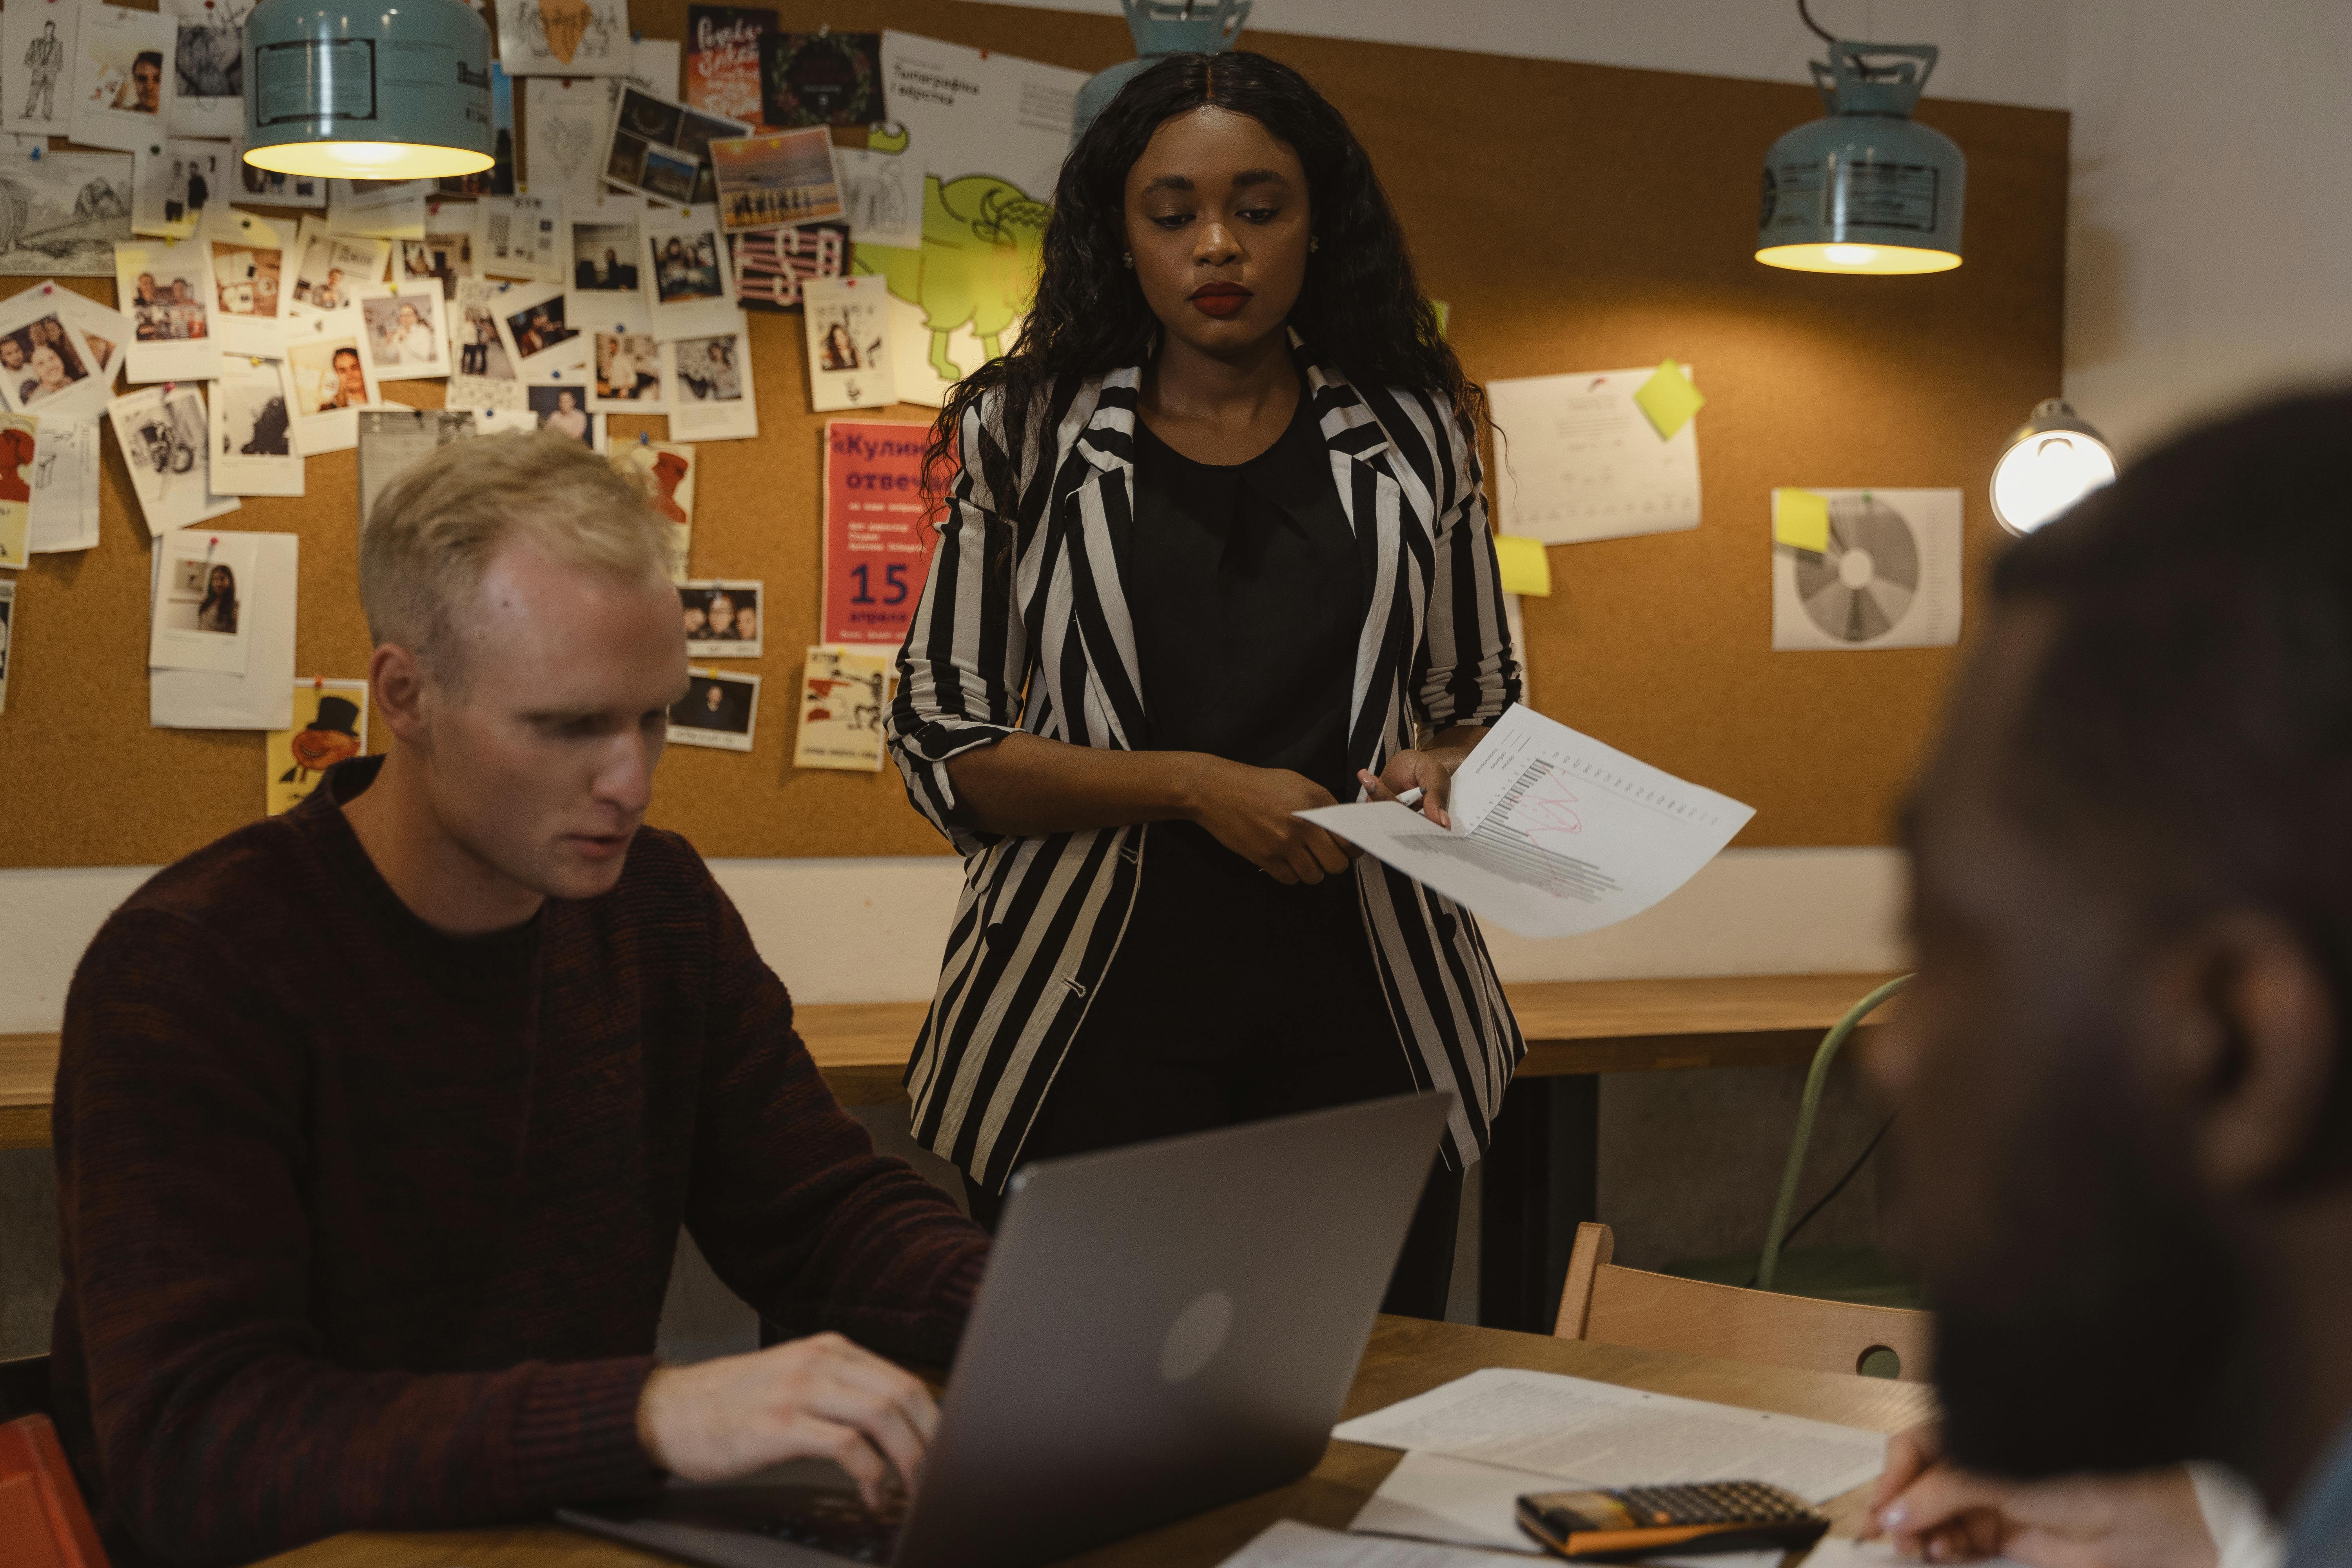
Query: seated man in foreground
52 431 989 1568
1872 390 2352 1568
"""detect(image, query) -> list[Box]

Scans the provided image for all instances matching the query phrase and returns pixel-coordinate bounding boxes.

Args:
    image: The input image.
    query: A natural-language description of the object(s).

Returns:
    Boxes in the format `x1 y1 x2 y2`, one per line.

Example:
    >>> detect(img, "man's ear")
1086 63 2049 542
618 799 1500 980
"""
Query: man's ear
369 641 433 748
2154 908 2338 1195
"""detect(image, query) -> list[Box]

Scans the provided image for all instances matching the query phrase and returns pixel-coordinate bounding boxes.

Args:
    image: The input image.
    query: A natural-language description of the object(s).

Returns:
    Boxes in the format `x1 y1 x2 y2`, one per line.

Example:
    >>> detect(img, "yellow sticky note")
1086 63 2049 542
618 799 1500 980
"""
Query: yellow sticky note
1633 359 1705 440
1773 488 1831 553
1494 534 1552 597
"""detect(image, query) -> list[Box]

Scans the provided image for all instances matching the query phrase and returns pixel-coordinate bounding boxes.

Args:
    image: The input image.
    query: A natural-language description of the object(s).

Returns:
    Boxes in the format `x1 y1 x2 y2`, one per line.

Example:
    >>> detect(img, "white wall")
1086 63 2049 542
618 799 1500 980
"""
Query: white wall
0 848 1907 1034
2062 0 2352 456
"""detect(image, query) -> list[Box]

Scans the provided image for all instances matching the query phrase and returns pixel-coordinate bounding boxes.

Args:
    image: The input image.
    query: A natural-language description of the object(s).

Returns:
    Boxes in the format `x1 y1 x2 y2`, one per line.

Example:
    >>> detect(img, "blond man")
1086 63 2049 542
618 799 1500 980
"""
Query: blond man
51 431 987 1568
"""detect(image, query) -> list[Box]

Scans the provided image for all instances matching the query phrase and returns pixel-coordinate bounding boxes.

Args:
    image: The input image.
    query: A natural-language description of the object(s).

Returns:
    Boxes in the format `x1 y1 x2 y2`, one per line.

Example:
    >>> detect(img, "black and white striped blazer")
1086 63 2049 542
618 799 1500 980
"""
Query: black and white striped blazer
888 345 1527 1191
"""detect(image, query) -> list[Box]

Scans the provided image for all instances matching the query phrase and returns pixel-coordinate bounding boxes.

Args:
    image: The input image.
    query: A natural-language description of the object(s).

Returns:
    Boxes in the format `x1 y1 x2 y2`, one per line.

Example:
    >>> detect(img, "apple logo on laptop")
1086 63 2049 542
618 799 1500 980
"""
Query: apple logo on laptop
1158 1290 1234 1385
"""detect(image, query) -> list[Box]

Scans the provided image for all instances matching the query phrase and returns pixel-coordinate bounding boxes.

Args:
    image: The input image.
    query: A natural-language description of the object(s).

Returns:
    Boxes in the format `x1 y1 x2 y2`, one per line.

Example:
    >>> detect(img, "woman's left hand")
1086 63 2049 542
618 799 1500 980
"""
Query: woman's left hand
1360 753 1454 828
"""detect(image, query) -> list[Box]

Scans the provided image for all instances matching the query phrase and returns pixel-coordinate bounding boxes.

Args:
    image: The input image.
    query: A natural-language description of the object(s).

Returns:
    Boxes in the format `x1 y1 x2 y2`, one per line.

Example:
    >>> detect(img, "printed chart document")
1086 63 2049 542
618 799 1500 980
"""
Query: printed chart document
1489 367 1702 545
1330 1369 1885 1504
1349 1451 1773 1568
1299 705 1753 939
1801 1539 2029 1568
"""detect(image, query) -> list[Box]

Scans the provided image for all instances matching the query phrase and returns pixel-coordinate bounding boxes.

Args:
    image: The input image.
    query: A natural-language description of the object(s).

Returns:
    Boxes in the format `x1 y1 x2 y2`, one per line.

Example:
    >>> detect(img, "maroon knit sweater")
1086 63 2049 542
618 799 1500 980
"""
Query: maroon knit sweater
49 756 989 1568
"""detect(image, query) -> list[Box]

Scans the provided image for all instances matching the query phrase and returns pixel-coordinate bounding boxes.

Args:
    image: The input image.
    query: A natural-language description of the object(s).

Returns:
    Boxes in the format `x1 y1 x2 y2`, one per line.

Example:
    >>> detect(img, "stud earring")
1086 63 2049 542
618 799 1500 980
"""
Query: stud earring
1122 252 1134 268
1310 236 1320 252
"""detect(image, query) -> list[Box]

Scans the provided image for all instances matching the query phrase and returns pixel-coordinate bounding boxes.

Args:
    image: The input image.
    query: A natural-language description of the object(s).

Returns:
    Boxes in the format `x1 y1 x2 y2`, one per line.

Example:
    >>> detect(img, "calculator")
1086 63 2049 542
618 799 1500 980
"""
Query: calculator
1514 1480 1829 1561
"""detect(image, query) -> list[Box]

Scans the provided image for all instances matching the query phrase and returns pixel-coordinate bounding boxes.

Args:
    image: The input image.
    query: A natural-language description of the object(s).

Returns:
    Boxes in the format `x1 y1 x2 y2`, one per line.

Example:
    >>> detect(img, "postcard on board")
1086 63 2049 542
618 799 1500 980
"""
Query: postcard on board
27 414 101 554
668 665 758 751
448 276 526 411
474 192 563 282
0 291 108 419
603 84 745 207
206 354 301 495
108 381 237 532
660 316 755 441
709 127 841 232
523 379 602 452
640 209 735 341
116 236 218 382
267 678 368 814
0 409 32 569
800 273 893 412
283 305 378 456
4 1 79 143
354 282 452 382
590 330 660 412
285 219 388 316
679 578 759 657
163 0 246 138
619 437 693 578
791 645 890 772
496 0 627 76
0 151 132 276
491 277 582 377
566 208 647 334
70 3 178 154
130 137 225 240
397 207 475 298
205 207 291 359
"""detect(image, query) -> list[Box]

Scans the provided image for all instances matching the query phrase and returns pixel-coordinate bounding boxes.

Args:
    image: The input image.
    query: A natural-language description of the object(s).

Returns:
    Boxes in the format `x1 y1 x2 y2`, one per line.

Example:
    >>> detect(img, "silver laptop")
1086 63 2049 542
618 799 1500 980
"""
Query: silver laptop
560 1091 1453 1568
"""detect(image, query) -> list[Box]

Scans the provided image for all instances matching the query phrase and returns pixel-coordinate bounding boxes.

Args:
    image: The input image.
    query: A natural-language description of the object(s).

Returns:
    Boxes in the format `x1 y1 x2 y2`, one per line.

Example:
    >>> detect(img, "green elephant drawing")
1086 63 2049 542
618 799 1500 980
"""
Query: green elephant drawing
855 173 1054 385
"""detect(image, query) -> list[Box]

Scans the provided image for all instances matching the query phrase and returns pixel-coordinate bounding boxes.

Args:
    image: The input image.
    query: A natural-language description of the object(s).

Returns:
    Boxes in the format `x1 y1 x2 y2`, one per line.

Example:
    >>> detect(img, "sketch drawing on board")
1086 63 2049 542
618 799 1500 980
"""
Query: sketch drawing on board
854 172 1050 389
0 151 133 276
4 4 76 136
499 0 624 74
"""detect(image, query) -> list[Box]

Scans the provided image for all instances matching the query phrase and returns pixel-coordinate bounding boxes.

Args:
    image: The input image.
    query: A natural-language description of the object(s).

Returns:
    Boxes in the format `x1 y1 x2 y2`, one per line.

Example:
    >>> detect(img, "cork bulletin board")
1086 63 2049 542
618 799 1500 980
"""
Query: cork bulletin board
0 0 2066 869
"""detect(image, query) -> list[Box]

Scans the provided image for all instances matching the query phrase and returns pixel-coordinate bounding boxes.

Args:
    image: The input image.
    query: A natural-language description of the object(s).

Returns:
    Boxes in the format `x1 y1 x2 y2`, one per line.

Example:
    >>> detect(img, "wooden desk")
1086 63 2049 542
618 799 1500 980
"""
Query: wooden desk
253 1314 1934 1568
1 973 1900 1328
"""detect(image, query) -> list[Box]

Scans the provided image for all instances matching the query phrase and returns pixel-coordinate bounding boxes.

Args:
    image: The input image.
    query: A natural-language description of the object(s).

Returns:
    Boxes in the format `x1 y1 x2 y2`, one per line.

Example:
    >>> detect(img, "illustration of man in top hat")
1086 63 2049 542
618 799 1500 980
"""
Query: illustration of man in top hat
280 694 363 784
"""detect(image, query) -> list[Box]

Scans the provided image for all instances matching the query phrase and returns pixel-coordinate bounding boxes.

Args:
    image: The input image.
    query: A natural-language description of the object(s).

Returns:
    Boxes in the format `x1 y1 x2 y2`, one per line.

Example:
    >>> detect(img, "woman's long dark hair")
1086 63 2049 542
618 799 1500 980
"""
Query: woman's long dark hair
929 50 1479 487
199 565 236 623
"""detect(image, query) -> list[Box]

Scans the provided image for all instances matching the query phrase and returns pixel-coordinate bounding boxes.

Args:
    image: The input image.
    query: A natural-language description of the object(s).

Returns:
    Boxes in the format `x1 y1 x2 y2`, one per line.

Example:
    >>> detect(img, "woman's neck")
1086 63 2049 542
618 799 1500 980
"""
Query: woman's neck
1139 329 1299 464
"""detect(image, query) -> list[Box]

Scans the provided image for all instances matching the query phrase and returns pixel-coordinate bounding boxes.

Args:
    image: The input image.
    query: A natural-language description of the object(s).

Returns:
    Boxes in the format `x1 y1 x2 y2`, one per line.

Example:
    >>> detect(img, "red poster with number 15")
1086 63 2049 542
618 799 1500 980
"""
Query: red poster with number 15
821 419 944 652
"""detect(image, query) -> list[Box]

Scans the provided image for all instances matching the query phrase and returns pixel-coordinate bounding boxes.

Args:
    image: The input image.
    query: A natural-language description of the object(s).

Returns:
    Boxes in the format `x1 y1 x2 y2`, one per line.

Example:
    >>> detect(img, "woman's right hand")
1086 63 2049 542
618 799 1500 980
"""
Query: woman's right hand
1185 757 1354 885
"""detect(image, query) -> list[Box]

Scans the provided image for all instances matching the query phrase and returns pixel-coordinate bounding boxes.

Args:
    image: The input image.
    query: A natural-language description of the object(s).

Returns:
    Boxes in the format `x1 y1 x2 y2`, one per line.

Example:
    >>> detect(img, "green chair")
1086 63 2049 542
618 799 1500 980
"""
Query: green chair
1666 975 1924 1319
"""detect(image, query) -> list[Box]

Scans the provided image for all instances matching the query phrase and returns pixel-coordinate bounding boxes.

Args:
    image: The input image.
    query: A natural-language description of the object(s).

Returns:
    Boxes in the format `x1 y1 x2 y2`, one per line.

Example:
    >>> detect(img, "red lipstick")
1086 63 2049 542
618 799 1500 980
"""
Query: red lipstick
1189 281 1252 318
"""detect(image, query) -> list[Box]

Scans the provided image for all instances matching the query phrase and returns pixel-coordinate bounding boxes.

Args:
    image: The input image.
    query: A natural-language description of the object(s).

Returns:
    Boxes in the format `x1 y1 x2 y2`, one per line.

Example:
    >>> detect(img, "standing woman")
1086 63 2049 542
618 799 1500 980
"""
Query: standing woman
888 51 1524 1316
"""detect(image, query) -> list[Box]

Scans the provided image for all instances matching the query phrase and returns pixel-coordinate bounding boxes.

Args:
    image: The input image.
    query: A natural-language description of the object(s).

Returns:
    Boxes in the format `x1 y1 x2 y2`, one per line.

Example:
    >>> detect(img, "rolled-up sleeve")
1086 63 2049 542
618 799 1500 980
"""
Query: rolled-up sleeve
890 401 1029 857
1413 409 1522 733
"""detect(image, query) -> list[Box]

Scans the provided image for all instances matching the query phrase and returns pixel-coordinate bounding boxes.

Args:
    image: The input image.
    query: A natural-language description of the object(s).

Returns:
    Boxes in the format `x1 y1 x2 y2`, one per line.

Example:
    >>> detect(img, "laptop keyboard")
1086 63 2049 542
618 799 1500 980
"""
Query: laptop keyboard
750 1489 905 1563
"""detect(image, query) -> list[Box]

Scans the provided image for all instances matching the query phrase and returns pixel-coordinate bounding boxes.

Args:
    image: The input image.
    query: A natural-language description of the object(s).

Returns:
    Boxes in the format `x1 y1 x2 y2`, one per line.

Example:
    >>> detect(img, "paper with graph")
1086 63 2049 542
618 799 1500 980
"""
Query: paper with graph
1298 705 1753 939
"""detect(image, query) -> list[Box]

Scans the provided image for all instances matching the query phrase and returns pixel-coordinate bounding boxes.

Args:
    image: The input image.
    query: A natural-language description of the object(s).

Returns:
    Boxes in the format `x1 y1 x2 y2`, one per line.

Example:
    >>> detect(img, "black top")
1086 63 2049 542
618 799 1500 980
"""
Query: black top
1128 388 1363 811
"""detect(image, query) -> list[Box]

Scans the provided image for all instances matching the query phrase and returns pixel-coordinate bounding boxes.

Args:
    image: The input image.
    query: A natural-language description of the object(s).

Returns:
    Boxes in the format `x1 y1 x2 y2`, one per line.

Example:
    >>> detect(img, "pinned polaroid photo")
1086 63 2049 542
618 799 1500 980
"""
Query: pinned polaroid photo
800 273 893 412
230 134 325 209
603 85 746 208
0 409 32 569
164 0 247 137
28 415 102 555
620 437 693 579
492 279 583 376
474 192 563 282
448 276 526 411
285 219 389 316
4 2 79 143
397 207 475 297
566 209 646 333
284 306 379 456
792 646 890 772
131 136 226 239
496 0 627 76
0 293 108 419
108 381 239 533
669 666 759 751
150 527 258 677
0 578 13 714
353 283 452 382
710 128 842 234
679 579 761 657
34 283 131 387
69 2 178 154
205 208 291 359
267 678 368 815
358 407 473 525
116 237 218 383
0 151 132 277
660 316 756 442
641 209 736 341
328 178 430 240
207 355 301 496
590 330 661 412
525 378 604 452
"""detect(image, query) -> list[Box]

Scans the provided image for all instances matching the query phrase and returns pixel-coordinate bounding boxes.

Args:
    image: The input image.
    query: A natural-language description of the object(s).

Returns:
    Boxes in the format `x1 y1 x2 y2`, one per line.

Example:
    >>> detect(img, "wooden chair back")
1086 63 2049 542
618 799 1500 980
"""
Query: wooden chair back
1554 1222 1934 1383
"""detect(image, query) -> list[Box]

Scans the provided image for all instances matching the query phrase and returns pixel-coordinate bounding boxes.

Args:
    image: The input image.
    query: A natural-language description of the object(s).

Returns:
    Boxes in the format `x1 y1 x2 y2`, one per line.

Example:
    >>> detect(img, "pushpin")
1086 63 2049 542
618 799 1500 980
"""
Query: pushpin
29 147 38 160
312 675 324 690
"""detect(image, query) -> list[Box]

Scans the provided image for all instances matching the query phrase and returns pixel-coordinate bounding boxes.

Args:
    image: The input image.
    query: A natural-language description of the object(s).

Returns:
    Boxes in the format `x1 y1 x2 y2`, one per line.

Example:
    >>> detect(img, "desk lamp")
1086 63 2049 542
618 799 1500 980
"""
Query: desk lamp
1072 0 1249 145
1991 400 2119 535
240 0 494 181
1757 0 1965 275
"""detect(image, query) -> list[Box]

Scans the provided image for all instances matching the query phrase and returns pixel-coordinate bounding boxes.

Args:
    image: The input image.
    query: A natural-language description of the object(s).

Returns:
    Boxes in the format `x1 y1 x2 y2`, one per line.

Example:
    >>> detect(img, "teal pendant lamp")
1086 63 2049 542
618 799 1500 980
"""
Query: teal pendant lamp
241 0 493 181
1757 1 1965 275
1072 0 1249 145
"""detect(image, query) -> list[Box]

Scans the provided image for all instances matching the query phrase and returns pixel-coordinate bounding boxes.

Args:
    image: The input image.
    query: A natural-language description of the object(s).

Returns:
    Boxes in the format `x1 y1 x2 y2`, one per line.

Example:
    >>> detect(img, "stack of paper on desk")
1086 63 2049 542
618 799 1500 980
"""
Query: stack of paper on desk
1349 1451 1777 1567
1298 705 1754 938
1330 1368 1886 1503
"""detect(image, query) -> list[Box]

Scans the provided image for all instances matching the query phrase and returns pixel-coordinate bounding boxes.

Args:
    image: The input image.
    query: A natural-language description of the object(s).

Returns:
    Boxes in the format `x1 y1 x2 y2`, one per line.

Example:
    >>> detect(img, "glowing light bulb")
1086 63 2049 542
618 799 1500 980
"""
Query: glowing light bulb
1991 426 2119 534
1824 244 1880 267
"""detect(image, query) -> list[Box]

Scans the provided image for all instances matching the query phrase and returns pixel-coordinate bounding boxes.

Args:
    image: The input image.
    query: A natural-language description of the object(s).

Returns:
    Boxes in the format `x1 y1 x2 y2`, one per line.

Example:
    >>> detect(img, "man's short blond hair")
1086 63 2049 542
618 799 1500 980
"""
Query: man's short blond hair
358 428 672 682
